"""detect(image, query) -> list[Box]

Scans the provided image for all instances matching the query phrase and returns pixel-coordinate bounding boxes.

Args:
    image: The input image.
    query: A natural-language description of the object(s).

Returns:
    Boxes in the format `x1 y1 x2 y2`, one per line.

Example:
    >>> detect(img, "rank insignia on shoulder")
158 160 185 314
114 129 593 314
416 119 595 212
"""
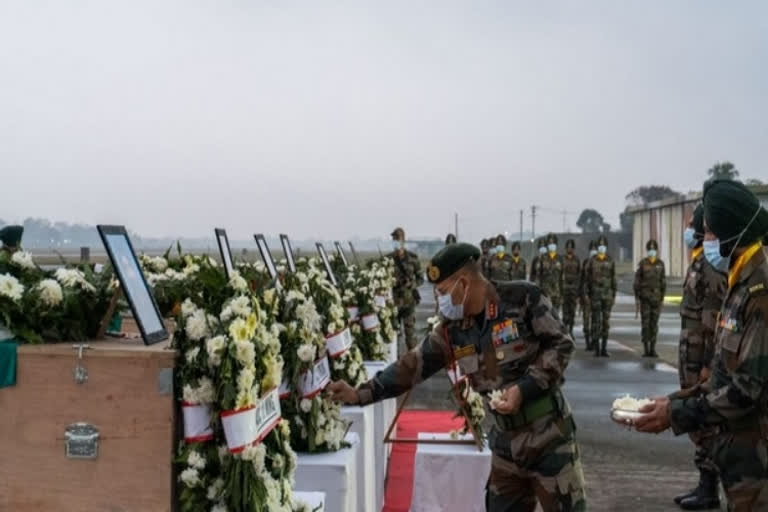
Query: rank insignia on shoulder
749 283 765 294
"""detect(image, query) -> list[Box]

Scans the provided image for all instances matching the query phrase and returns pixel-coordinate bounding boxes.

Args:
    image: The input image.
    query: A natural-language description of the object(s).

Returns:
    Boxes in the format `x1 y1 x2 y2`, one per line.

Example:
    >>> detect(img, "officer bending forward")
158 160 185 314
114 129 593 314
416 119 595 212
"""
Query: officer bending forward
329 243 586 512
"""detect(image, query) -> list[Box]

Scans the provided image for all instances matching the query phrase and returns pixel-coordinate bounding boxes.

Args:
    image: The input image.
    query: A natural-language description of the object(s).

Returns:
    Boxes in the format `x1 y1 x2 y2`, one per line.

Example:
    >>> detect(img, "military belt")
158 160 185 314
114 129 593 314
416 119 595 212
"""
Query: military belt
494 390 561 431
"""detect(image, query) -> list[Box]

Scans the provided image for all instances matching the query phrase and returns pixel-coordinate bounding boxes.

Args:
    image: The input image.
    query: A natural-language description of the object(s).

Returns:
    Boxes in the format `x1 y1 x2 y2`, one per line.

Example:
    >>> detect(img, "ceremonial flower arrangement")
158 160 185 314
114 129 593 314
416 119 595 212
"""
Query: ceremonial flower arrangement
0 250 115 343
171 256 298 512
346 266 389 361
278 270 349 453
367 257 397 347
449 378 487 447
302 257 367 387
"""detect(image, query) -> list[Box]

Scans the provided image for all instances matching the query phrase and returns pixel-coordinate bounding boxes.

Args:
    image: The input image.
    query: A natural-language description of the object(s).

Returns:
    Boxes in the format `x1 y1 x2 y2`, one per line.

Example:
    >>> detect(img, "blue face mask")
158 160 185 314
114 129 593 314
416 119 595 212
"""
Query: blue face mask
538 246 547 255
589 250 597 257
648 249 657 259
683 228 699 249
437 279 468 320
489 247 497 255
392 240 402 251
496 245 505 254
598 245 607 255
703 239 729 272
547 244 557 253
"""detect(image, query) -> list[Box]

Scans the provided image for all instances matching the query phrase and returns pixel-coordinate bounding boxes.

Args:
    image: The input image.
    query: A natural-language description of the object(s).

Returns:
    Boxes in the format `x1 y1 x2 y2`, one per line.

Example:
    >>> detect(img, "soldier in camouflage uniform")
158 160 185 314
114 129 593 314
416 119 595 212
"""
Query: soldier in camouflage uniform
579 241 598 351
529 238 546 284
538 233 564 315
584 235 616 357
329 243 586 511
389 227 424 349
562 239 581 339
488 234 515 282
672 204 726 510
636 179 768 512
510 241 527 280
480 238 492 278
634 239 666 357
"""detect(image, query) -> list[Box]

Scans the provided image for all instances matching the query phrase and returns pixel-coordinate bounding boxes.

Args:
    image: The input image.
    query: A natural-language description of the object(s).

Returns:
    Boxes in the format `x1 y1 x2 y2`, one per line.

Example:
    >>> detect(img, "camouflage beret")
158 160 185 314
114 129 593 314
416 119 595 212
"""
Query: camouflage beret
391 227 405 239
546 233 558 244
0 225 23 247
427 243 481 284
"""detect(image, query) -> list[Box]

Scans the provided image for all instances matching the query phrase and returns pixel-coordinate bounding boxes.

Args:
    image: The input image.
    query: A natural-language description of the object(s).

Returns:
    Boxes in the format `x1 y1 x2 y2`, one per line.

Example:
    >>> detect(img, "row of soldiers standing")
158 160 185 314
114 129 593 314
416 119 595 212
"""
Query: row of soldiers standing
477 233 617 357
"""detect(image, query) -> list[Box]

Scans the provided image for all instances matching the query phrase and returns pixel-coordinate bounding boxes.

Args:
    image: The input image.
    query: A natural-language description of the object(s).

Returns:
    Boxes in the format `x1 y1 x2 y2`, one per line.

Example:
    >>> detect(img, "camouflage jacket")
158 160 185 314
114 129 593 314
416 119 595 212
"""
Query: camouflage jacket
562 254 581 296
357 281 575 407
634 257 666 303
510 256 527 280
669 246 768 435
538 254 564 300
487 253 515 281
680 249 727 367
530 255 542 283
585 255 616 302
388 250 423 307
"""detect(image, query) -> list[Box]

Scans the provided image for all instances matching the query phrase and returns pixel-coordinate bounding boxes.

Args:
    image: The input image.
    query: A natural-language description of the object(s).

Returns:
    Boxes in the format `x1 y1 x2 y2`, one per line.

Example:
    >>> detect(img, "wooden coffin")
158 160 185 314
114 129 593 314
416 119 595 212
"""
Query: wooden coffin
0 339 178 512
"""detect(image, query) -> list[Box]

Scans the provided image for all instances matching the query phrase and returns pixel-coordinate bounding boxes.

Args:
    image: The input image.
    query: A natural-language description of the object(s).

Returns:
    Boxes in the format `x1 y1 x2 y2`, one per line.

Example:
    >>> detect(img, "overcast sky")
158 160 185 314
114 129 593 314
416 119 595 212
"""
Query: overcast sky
1 1 766 243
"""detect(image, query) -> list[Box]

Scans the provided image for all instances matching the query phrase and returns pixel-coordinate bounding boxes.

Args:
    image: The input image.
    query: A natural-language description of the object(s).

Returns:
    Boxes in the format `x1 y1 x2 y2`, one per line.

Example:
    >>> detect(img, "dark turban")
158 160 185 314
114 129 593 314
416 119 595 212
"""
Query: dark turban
692 204 704 236
703 179 768 255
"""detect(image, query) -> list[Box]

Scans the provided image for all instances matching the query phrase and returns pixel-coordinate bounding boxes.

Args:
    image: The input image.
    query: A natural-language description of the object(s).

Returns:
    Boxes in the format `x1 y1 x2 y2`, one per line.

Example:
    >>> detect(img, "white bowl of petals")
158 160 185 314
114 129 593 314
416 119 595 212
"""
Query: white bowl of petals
610 394 653 426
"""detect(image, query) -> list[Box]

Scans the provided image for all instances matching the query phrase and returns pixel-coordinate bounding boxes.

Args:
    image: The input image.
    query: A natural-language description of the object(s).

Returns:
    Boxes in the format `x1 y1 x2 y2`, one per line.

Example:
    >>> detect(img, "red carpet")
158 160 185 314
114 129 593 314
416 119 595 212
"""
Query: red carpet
382 410 465 512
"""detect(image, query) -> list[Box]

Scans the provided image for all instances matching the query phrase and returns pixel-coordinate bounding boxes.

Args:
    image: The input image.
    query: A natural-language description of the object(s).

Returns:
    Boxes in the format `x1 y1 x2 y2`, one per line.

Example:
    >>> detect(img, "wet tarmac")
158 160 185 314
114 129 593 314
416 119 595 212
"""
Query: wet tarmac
393 283 724 511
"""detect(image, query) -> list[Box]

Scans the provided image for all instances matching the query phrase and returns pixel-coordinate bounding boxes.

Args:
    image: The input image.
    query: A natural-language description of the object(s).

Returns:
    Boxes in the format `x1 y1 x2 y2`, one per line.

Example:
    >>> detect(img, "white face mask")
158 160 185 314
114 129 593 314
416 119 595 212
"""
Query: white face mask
538 246 547 255
547 244 557 253
589 250 598 257
598 245 607 255
437 279 469 320
392 240 402 251
648 249 657 259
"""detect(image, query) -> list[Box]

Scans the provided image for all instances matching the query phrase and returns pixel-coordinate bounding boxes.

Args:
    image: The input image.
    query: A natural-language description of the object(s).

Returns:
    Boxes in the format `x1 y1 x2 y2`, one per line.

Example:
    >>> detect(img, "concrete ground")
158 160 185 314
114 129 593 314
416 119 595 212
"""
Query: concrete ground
392 280 723 512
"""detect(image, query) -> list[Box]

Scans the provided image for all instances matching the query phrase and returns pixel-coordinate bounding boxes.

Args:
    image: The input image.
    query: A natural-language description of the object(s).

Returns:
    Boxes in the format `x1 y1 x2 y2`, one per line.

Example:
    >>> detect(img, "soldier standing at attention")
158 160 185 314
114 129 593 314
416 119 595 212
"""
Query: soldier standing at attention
634 239 667 357
328 243 586 511
672 204 726 510
636 179 768 511
509 241 527 280
480 239 492 278
580 241 598 351
488 234 515 281
538 233 564 315
562 239 581 339
585 235 616 357
389 227 424 350
0 225 24 256
530 238 547 284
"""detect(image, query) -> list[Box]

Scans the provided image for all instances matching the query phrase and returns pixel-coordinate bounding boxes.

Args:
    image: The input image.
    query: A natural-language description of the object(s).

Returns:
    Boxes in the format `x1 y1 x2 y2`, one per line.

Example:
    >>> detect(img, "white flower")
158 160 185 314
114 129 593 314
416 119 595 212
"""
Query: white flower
296 344 316 363
211 504 228 512
179 468 200 487
263 288 276 307
241 442 266 473
207 478 224 500
229 271 248 293
148 256 168 273
230 296 251 318
229 317 250 342
285 290 305 303
300 398 313 413
234 339 255 367
187 450 206 470
37 279 63 307
206 335 227 367
272 453 284 469
208 256 219 267
183 263 200 276
11 251 35 269
181 298 198 318
185 347 200 364
185 310 209 341
295 300 322 332
54 268 95 292
0 273 24 301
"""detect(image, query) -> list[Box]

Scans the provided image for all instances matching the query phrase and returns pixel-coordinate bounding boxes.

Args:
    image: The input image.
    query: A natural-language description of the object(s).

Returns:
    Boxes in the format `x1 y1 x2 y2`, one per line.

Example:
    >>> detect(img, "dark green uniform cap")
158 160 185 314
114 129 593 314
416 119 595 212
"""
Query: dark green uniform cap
703 179 768 247
0 225 23 247
427 242 481 284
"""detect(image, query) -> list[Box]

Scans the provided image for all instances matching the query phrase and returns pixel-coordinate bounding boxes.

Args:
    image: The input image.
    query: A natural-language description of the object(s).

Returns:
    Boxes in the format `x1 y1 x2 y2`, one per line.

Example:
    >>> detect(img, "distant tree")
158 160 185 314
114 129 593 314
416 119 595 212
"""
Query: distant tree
625 185 682 206
577 209 606 233
745 178 765 186
707 161 739 181
619 207 634 233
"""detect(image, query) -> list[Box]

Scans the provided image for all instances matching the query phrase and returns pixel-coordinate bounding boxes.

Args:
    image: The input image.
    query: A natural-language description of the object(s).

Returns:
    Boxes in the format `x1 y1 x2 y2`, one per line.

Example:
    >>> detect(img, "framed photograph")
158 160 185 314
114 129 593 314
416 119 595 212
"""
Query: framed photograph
316 243 338 287
279 234 297 274
97 225 168 345
254 234 281 290
334 241 350 268
348 241 361 265
215 228 235 278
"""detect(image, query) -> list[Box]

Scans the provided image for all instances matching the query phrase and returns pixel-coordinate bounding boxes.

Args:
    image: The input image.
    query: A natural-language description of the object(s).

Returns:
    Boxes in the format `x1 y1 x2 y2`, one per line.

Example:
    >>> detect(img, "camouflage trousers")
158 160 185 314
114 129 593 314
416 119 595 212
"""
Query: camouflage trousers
711 434 768 511
581 299 591 341
678 316 707 390
487 416 586 512
640 299 662 348
561 292 578 334
396 306 416 350
590 296 612 340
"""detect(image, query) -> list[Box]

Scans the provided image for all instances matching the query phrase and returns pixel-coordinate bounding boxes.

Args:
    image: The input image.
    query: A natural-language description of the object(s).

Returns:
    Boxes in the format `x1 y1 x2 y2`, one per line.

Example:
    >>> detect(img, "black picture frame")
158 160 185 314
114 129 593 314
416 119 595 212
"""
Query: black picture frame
280 234 297 274
316 243 338 287
348 241 361 265
97 225 168 345
334 241 350 268
254 234 282 291
215 228 235 278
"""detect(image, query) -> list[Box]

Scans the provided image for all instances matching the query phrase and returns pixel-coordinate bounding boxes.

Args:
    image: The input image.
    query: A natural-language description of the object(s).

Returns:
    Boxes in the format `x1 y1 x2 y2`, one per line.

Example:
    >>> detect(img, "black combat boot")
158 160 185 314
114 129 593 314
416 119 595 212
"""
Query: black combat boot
642 341 650 357
594 339 601 357
649 339 659 358
600 338 609 357
680 470 720 510
674 469 705 505
584 333 591 351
